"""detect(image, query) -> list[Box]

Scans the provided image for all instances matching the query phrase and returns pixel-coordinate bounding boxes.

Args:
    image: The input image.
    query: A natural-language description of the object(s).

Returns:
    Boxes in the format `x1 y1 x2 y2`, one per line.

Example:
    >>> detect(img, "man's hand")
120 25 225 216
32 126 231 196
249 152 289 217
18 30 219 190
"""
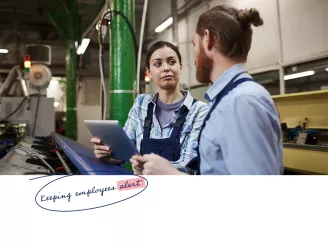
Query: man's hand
130 155 144 175
91 137 112 159
131 153 185 175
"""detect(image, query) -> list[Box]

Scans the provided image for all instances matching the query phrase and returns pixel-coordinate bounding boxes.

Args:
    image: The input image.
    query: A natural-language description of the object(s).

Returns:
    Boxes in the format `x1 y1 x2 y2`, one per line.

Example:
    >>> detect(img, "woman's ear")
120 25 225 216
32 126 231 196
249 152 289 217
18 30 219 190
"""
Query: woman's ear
180 64 183 74
146 67 152 79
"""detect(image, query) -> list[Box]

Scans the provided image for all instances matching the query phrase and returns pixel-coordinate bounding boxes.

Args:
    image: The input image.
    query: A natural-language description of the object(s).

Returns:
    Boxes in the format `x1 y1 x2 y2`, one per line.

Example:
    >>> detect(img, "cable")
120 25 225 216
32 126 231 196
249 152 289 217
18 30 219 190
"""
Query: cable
29 153 56 174
0 97 27 123
9 147 56 174
23 172 52 175
32 88 41 137
98 24 107 120
9 147 34 158
54 150 72 175
98 9 138 119
99 9 138 69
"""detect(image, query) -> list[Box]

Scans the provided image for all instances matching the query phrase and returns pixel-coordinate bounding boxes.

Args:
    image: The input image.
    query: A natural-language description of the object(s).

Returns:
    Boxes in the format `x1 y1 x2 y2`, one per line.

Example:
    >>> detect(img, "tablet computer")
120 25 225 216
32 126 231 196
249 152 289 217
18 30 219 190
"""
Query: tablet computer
84 120 139 161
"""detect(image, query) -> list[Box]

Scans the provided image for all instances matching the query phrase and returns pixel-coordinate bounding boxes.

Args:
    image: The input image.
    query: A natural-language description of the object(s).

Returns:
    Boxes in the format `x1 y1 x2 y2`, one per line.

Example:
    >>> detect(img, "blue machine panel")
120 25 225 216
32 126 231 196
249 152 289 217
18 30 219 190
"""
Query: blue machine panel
51 133 133 175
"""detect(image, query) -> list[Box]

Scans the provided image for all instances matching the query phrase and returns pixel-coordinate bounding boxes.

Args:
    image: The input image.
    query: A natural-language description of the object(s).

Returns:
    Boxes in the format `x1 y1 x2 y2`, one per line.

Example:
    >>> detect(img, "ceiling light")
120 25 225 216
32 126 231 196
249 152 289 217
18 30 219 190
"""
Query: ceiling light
155 17 173 33
284 70 315 80
77 38 90 55
54 102 59 107
0 49 9 54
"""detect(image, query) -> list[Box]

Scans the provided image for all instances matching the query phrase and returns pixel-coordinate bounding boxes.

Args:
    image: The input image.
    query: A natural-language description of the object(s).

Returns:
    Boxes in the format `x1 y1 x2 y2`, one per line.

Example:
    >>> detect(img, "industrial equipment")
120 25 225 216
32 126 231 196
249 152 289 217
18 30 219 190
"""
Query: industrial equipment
273 90 328 174
0 44 55 160
0 133 132 175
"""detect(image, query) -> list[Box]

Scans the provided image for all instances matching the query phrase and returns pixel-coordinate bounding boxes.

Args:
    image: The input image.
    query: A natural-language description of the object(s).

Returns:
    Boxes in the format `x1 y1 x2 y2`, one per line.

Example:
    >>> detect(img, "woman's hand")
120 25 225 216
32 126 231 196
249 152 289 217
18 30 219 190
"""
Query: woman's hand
91 137 112 159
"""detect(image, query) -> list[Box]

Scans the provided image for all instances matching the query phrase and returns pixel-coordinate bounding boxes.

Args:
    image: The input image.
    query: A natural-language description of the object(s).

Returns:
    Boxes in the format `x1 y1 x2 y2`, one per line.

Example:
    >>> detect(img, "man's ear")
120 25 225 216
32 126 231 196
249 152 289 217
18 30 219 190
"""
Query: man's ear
203 29 213 51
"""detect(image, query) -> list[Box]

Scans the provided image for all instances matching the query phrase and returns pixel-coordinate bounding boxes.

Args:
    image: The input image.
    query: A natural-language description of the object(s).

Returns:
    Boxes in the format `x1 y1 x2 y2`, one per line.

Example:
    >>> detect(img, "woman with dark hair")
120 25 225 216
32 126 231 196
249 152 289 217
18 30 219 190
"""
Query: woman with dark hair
91 41 209 172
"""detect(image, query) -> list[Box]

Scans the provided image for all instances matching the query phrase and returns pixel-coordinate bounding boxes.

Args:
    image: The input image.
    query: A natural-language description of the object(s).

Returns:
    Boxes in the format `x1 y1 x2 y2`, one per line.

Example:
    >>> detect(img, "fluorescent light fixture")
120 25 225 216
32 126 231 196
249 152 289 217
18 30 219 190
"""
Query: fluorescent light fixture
325 68 328 72
284 70 315 80
155 17 173 33
0 49 8 53
54 102 59 107
77 38 90 55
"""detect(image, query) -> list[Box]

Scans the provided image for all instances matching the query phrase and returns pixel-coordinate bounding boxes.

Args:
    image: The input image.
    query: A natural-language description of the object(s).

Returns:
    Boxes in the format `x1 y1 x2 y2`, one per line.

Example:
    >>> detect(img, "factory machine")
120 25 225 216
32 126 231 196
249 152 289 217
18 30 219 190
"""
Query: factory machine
273 90 328 174
0 44 130 175
0 132 132 175
0 44 55 152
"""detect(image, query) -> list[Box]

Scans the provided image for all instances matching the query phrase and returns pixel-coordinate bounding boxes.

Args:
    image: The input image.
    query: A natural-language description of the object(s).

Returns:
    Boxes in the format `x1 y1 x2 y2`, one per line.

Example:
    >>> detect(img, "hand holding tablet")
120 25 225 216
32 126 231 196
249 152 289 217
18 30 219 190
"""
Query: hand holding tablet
85 120 139 162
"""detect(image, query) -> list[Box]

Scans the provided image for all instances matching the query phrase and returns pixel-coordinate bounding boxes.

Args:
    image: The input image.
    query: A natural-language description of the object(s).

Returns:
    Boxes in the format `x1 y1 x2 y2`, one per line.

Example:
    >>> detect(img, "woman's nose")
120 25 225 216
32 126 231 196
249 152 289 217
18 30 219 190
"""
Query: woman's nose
162 62 170 71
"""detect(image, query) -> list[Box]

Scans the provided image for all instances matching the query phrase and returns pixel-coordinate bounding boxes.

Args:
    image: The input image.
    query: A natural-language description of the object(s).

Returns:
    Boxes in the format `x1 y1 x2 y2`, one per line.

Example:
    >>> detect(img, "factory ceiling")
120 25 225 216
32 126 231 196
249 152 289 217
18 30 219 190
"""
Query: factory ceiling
0 0 146 76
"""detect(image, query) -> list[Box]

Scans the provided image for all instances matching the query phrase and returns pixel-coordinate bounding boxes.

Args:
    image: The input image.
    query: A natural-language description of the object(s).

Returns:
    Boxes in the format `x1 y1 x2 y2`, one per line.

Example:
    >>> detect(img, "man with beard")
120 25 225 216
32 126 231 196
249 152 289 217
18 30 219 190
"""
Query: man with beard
130 5 283 175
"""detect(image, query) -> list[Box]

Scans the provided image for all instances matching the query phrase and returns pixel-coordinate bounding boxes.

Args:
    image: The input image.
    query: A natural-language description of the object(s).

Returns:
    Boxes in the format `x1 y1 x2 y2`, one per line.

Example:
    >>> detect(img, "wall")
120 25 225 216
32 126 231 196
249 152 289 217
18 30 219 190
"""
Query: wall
76 77 102 148
144 0 328 96
279 0 328 65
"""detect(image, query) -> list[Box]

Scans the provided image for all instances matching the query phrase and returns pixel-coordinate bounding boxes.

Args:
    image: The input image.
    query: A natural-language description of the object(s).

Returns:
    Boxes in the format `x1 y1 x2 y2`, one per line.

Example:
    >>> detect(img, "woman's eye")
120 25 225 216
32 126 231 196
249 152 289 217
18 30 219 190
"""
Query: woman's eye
154 63 161 67
169 60 176 65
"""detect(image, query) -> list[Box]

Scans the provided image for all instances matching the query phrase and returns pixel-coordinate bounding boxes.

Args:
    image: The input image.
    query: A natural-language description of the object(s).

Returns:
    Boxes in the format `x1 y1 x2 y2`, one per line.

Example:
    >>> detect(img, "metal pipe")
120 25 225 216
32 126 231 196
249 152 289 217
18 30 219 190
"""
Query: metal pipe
110 0 135 171
82 4 106 39
109 0 136 125
16 68 29 98
65 0 78 140
276 0 285 95
55 150 73 175
0 65 20 97
136 0 149 95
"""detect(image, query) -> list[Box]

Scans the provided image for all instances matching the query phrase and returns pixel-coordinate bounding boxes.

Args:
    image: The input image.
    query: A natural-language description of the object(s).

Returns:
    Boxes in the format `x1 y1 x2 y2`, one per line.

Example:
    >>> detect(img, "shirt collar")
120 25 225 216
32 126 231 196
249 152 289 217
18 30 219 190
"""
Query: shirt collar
151 90 194 110
204 63 248 102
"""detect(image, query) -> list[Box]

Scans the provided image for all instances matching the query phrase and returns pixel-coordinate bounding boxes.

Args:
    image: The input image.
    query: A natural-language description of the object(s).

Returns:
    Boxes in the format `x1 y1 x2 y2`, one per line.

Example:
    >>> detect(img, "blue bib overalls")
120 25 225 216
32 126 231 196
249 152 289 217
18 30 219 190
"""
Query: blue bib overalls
140 99 197 161
187 72 255 174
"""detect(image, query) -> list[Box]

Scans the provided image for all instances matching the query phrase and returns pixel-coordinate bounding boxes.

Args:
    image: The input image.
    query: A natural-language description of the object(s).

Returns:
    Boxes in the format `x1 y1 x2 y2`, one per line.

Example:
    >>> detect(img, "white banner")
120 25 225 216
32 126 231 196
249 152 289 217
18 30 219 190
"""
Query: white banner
0 175 327 246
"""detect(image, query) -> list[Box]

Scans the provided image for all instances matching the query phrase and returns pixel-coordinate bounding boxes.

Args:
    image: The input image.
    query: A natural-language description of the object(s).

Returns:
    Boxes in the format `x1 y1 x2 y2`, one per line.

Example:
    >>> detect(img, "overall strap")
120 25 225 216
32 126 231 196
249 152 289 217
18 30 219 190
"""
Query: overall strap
170 98 198 139
143 102 155 139
204 72 249 122
195 73 254 174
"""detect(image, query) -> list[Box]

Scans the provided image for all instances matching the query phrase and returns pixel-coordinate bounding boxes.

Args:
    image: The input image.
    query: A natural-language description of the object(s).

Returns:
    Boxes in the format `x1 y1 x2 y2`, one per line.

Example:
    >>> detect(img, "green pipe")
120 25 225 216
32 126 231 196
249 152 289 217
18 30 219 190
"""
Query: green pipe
65 0 79 140
65 41 77 140
110 0 136 170
47 0 79 140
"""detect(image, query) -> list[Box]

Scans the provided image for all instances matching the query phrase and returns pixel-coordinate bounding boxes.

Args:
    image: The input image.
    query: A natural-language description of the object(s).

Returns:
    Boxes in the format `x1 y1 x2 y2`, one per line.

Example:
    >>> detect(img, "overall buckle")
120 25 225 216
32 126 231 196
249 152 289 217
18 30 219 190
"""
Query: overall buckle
144 119 152 128
174 119 184 127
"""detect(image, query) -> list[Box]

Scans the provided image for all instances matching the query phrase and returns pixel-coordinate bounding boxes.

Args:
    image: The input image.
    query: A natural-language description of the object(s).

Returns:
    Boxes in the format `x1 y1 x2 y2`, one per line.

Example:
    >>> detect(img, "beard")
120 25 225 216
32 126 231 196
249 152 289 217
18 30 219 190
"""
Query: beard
195 44 213 84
